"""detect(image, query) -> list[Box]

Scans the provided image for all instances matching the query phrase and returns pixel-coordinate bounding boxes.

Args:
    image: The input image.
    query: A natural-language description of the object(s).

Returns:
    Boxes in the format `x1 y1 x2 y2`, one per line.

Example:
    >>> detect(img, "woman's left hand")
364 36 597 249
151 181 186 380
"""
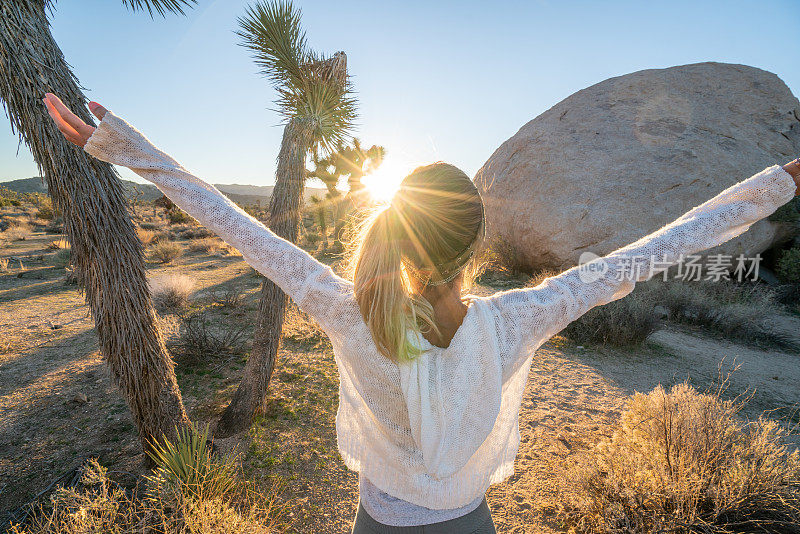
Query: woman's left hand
42 93 108 148
781 158 800 196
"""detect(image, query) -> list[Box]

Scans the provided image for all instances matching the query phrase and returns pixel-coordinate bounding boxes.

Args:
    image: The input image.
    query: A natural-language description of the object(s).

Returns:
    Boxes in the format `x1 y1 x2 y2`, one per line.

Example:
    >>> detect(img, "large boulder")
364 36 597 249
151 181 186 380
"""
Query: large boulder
474 62 800 272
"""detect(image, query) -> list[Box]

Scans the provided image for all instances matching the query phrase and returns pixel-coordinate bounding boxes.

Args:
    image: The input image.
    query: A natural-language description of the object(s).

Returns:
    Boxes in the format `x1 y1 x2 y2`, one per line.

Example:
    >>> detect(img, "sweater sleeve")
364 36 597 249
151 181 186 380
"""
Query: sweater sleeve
485 165 797 380
83 110 356 333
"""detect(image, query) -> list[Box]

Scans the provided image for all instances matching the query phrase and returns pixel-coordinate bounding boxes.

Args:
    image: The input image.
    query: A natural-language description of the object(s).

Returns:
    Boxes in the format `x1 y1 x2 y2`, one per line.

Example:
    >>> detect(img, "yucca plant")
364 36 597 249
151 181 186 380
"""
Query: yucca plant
216 0 356 436
146 422 238 503
0 0 194 461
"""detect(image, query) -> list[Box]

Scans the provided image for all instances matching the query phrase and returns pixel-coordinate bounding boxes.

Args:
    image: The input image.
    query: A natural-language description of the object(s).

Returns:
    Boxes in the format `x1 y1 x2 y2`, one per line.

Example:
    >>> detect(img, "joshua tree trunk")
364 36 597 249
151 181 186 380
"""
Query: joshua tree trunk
216 118 312 436
0 0 189 458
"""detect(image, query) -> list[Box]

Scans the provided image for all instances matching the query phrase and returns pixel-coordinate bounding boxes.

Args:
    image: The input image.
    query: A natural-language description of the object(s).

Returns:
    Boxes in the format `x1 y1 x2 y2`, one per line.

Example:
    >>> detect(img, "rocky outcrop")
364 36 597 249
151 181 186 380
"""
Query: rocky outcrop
474 62 800 272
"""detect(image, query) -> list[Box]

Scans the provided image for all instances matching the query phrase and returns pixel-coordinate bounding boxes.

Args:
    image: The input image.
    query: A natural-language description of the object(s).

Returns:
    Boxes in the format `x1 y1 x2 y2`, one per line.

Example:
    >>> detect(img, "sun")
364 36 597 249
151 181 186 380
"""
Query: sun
361 156 412 203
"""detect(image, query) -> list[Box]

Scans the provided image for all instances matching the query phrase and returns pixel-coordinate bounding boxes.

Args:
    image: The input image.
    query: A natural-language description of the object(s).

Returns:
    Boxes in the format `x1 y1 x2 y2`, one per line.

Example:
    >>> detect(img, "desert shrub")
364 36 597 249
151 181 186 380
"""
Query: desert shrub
149 240 183 264
480 235 529 275
776 247 800 284
44 217 63 234
35 196 57 220
139 221 161 231
8 456 279 534
0 186 22 207
168 208 194 225
136 226 158 246
207 283 247 308
558 383 800 533
190 237 230 255
3 223 32 241
774 283 800 315
173 310 247 363
180 226 214 240
647 278 794 349
769 196 800 223
52 248 71 269
150 274 194 311
563 288 659 346
522 270 659 346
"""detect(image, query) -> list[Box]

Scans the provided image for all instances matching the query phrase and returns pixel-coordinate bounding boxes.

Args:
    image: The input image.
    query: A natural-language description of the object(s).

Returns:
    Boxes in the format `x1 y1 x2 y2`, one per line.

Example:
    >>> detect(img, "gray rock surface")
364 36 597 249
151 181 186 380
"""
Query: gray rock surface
474 62 800 272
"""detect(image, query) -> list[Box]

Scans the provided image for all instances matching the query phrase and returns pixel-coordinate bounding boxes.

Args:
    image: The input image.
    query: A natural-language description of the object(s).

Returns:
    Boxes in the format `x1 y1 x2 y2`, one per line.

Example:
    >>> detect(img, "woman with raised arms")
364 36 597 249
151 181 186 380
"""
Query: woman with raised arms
44 93 800 533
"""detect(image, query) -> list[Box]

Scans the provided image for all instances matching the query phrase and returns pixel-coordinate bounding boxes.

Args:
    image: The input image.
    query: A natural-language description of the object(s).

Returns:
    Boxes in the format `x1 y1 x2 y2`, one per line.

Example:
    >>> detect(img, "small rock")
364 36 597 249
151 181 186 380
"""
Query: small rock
654 305 670 319
72 393 88 405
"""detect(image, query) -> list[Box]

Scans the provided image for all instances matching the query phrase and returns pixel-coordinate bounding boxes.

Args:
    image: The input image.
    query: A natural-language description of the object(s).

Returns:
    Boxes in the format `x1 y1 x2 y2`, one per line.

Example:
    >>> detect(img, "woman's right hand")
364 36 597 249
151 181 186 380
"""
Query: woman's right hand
43 93 108 148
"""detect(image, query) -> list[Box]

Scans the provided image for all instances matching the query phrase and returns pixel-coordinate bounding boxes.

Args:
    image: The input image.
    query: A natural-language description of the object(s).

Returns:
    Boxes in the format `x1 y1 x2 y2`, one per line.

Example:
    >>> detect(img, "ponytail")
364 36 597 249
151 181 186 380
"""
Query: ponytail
346 162 484 364
348 205 439 363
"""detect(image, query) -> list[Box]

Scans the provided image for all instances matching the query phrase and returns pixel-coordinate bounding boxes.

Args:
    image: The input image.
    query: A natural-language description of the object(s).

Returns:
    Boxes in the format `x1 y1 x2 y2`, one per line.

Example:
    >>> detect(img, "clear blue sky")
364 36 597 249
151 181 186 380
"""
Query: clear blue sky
1 0 798 189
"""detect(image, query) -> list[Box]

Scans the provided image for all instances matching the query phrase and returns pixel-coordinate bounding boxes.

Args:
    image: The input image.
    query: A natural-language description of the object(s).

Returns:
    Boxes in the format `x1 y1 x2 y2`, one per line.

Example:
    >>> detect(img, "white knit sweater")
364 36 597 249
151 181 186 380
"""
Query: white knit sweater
84 111 797 512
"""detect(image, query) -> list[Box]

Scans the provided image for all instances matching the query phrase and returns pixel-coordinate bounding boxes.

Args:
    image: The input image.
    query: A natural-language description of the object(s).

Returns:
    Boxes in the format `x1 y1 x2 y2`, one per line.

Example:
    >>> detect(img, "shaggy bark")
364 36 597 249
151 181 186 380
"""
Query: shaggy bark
0 0 189 458
215 118 312 436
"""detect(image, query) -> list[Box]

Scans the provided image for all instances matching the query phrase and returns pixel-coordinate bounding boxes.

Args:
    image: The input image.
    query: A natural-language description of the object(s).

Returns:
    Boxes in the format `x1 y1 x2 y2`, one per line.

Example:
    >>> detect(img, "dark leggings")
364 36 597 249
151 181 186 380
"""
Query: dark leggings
350 497 497 534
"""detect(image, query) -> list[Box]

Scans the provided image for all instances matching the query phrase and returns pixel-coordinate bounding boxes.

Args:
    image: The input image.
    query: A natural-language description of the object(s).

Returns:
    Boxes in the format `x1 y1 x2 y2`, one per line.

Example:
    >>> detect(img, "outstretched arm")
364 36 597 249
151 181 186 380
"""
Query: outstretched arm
487 161 800 380
43 93 356 333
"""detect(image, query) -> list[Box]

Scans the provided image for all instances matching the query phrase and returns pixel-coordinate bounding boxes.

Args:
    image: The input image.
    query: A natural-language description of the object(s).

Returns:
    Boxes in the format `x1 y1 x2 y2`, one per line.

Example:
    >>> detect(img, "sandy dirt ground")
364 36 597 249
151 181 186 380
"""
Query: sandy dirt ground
1 227 798 533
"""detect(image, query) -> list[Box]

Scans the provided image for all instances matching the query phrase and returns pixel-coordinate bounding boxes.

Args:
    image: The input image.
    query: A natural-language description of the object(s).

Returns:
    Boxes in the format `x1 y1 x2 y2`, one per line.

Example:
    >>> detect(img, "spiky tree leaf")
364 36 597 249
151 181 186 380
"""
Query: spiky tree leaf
121 0 196 17
236 0 307 103
236 0 357 152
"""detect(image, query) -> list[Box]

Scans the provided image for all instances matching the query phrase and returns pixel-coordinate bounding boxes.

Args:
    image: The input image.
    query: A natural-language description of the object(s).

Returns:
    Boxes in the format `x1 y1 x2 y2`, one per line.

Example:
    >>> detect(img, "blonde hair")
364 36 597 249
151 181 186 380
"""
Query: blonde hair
346 163 485 363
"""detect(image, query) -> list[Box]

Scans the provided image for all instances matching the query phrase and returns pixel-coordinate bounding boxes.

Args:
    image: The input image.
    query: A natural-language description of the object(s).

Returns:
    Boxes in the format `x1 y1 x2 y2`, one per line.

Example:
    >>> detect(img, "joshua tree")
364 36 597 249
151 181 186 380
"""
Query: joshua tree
0 0 194 459
307 139 385 249
308 194 329 251
307 152 346 250
337 138 385 213
215 0 356 436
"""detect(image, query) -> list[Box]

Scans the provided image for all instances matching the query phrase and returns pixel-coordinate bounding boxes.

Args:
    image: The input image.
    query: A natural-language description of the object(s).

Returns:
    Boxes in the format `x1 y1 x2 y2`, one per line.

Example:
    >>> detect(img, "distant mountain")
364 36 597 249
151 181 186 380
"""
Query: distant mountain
1 177 328 206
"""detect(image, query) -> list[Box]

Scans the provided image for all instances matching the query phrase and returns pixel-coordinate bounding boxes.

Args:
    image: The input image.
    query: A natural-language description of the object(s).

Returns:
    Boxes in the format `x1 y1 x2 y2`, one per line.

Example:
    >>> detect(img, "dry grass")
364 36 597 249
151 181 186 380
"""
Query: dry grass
47 238 69 250
148 240 183 264
559 382 800 533
9 450 282 534
3 223 32 241
206 282 247 309
2 214 32 228
646 279 795 349
190 237 232 256
136 227 157 246
149 274 195 311
0 257 9 271
564 293 660 346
